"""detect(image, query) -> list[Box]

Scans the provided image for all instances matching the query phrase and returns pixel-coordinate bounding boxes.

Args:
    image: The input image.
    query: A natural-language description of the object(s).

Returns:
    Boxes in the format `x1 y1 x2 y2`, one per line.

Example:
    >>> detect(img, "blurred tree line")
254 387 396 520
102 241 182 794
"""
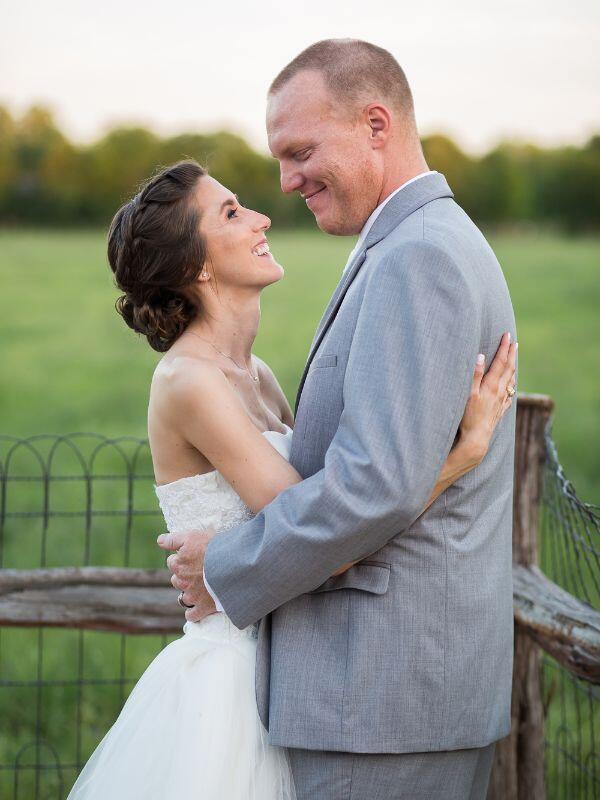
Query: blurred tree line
0 105 598 231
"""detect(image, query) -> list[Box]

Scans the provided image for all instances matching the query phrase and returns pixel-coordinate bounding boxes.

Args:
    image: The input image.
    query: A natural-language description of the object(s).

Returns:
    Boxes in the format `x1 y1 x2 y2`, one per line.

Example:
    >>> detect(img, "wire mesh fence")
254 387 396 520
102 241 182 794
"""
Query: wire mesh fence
539 421 600 799
0 434 179 798
0 428 598 798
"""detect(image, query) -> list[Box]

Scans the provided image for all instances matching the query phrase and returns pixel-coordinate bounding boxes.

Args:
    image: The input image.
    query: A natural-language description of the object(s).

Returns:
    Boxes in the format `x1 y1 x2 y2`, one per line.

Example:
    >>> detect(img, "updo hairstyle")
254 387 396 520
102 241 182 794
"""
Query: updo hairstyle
107 160 207 352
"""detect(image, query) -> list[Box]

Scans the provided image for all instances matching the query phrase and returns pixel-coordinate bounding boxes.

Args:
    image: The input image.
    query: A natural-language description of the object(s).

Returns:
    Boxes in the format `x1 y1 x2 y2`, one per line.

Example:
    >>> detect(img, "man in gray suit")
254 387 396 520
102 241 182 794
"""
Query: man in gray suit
170 40 517 799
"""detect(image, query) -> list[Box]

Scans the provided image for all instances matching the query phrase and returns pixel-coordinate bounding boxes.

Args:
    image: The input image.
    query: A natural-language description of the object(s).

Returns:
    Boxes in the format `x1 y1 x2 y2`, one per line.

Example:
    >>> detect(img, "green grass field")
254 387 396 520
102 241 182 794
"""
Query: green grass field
1 227 599 502
0 227 598 796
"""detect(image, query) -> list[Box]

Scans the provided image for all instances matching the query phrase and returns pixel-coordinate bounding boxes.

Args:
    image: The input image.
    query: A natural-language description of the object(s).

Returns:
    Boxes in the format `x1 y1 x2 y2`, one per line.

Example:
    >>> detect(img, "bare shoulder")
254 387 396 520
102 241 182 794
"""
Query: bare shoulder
151 353 232 410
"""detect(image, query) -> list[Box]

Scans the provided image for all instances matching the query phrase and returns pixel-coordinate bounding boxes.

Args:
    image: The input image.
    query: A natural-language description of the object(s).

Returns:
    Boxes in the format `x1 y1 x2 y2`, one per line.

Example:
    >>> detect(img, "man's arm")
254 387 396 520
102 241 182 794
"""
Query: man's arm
204 241 481 629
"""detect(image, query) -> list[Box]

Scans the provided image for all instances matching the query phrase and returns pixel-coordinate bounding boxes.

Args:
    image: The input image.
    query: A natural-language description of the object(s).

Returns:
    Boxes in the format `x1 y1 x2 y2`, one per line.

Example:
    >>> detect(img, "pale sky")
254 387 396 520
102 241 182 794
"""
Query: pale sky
1 0 598 155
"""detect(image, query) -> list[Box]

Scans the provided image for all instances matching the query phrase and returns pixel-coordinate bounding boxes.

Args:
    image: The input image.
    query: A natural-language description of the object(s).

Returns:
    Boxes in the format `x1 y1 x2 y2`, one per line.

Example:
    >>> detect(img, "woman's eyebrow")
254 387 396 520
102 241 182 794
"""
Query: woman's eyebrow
220 194 239 212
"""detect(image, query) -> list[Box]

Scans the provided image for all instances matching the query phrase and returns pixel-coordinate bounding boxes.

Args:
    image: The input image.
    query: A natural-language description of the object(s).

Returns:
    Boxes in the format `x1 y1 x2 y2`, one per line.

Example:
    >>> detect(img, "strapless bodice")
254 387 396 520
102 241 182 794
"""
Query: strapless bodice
154 424 293 535
154 425 294 640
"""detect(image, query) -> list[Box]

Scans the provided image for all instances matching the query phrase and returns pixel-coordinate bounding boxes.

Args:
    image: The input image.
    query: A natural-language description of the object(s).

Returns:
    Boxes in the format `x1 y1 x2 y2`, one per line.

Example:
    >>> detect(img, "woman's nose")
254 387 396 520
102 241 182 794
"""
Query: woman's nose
253 212 271 231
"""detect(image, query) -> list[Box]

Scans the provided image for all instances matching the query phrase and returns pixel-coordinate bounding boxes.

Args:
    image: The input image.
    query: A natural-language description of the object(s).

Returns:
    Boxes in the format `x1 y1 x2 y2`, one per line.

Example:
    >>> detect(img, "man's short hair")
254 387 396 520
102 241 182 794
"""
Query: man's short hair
269 38 416 124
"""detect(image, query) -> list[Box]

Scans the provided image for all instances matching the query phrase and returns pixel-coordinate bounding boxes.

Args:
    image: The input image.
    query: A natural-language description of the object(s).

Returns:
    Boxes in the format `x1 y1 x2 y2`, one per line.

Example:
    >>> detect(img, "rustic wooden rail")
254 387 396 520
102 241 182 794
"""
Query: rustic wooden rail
513 563 600 684
0 394 597 800
1 563 599 683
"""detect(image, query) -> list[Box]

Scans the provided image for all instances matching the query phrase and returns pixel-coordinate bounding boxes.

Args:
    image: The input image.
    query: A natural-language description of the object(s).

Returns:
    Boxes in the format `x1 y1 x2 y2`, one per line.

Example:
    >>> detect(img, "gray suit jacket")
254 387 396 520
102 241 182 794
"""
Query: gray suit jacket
204 172 517 754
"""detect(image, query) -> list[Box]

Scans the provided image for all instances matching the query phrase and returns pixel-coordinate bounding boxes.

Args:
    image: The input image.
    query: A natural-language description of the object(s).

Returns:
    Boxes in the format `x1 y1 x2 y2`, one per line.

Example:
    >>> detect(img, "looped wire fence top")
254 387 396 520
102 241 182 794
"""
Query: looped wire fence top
0 432 162 571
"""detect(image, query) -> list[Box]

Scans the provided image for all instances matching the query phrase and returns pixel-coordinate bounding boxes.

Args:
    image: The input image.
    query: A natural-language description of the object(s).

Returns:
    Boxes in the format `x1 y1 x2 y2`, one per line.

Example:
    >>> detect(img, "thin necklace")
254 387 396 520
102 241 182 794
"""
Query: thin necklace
187 331 260 383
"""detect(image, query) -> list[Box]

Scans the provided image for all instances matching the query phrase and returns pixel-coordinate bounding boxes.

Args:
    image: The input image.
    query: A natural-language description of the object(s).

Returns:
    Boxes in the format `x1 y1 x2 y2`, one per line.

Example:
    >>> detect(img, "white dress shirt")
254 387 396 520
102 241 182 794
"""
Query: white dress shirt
204 566 224 612
203 170 437 614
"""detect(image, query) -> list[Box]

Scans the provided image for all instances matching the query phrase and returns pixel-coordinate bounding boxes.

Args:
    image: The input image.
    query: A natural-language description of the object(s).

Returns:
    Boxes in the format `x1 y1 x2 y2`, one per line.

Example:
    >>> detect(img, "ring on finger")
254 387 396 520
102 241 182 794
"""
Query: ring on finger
177 591 194 609
506 384 516 397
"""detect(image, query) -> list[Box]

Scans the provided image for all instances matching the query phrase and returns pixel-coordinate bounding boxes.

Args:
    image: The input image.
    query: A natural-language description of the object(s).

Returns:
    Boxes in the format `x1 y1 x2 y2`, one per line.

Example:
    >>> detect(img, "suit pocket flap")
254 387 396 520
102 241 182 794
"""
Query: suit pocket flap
311 354 337 369
307 561 391 595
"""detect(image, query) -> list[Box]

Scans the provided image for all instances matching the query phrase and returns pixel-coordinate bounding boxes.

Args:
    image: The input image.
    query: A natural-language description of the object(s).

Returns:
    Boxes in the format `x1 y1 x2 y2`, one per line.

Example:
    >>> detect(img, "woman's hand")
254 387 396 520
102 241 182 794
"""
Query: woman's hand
329 331 518 579
456 331 518 468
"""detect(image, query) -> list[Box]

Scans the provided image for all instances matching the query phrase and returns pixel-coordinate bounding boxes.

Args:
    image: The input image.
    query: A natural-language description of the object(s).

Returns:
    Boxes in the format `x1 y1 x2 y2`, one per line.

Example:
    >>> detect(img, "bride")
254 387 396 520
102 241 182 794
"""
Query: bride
66 159 516 799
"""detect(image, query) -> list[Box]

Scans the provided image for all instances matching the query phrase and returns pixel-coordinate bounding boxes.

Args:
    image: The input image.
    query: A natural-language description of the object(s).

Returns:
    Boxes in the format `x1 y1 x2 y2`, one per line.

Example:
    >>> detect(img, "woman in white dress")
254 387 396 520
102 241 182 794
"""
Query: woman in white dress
66 160 517 799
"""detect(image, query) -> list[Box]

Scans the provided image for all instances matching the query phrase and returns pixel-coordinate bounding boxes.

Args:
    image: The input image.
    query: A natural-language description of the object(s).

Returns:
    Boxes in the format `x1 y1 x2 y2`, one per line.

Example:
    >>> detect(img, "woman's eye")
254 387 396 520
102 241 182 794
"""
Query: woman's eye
226 207 239 220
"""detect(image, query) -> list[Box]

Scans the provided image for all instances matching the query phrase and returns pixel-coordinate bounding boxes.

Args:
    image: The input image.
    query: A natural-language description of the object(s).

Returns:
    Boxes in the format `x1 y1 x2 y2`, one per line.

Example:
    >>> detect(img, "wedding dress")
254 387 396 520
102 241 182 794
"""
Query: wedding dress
66 425 297 799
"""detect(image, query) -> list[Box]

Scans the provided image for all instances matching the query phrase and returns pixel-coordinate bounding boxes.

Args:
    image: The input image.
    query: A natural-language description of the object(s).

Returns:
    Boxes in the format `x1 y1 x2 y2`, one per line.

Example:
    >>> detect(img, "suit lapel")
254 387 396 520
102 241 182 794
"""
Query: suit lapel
294 173 454 414
294 248 367 413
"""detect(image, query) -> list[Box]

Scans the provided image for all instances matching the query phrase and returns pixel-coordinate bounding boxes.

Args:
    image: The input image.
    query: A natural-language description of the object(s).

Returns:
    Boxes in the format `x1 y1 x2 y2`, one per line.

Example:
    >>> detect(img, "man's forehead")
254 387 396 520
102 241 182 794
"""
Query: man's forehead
266 81 335 156
267 119 314 158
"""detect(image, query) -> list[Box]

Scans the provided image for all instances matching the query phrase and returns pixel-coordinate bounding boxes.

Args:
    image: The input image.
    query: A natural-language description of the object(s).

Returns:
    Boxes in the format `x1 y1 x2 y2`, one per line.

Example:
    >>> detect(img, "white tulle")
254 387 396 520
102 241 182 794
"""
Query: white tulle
66 426 297 800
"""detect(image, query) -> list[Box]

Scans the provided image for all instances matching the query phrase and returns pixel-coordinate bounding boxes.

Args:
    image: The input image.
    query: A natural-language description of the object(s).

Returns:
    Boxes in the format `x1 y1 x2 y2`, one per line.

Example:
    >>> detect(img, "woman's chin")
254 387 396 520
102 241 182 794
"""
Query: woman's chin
256 260 285 287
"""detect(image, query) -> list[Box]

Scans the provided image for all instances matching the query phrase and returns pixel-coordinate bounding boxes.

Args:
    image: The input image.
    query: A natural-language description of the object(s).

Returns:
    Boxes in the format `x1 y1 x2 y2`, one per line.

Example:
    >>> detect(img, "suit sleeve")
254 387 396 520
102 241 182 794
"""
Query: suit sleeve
204 240 480 628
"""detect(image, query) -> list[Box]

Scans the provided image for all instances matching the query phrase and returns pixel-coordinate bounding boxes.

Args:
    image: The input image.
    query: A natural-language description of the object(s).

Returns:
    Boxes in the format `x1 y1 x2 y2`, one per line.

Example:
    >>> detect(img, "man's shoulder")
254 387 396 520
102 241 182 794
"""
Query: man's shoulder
370 197 497 276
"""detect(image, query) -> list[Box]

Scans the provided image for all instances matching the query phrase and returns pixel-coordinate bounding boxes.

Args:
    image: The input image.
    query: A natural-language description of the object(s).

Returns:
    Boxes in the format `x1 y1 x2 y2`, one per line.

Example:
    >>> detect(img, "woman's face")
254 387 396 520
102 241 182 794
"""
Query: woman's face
194 176 284 291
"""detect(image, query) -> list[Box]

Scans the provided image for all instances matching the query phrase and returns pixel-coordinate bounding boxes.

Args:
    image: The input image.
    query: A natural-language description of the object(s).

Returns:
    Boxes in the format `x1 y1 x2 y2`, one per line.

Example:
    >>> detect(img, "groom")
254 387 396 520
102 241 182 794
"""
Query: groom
160 39 517 799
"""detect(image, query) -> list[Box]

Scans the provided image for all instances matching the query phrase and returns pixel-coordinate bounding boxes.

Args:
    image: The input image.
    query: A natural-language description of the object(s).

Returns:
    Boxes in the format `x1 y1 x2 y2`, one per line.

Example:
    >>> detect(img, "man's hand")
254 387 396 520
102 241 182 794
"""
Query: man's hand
156 529 218 623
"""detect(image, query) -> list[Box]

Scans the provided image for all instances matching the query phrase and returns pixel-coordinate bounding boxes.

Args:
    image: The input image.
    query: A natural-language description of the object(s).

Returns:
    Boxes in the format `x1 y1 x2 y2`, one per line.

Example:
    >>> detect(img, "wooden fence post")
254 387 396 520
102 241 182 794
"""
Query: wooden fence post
488 393 555 800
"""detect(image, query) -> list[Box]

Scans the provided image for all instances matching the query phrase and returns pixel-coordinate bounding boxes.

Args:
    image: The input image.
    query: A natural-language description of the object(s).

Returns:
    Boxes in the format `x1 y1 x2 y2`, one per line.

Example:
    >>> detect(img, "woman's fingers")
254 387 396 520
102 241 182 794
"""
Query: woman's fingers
499 344 518 417
471 353 486 395
499 340 518 392
498 344 518 399
499 396 514 418
485 332 512 389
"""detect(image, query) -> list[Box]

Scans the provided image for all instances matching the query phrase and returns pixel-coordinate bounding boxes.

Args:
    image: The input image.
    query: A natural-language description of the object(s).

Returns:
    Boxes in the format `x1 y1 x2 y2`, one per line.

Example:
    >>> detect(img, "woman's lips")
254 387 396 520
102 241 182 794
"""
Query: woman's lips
252 241 270 257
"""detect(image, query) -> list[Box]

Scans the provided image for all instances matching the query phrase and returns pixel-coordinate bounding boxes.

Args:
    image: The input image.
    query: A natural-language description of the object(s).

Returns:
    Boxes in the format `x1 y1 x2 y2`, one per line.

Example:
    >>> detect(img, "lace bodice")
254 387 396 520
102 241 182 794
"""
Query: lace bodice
154 425 294 640
154 425 293 535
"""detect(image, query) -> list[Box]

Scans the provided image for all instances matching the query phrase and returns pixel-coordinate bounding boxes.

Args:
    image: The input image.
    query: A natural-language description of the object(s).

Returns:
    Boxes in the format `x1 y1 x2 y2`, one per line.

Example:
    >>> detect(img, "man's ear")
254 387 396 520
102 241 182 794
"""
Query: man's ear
366 104 392 149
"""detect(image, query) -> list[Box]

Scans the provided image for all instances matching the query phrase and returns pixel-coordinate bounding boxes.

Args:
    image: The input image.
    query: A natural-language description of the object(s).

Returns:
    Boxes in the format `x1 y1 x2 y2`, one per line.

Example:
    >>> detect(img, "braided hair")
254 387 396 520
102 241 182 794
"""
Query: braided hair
107 160 207 352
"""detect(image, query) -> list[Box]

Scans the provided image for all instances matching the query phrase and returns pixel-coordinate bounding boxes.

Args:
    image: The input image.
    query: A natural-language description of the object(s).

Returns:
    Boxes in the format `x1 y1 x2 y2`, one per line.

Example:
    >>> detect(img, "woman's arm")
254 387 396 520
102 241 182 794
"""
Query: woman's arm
163 357 293 516
168 333 515 576
330 333 517 576
164 359 303 515
421 332 517 512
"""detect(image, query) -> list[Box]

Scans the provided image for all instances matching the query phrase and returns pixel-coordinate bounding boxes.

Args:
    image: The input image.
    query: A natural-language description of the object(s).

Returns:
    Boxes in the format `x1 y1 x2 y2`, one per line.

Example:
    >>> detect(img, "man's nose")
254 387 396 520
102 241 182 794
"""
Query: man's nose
280 164 304 195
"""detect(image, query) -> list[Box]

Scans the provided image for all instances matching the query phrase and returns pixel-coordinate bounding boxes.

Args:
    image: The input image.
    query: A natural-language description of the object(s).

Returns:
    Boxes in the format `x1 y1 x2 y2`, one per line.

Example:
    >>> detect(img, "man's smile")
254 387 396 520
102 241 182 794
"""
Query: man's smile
303 186 327 209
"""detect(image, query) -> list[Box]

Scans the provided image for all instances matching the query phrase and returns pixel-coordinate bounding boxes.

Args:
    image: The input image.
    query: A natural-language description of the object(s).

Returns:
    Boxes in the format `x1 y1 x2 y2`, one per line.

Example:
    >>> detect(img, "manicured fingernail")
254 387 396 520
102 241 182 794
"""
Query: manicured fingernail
515 342 518 349
477 353 485 364
157 534 165 544
507 332 511 342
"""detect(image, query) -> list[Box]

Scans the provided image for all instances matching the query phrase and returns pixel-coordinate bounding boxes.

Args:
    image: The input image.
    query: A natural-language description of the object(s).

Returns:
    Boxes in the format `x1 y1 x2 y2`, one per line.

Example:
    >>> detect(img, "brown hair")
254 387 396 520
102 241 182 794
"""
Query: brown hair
269 39 416 128
107 160 207 352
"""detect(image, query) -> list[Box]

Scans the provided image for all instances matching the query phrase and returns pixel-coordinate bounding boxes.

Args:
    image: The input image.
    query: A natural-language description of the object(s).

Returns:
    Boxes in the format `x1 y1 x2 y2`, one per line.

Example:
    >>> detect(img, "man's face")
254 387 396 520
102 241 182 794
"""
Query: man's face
266 71 382 236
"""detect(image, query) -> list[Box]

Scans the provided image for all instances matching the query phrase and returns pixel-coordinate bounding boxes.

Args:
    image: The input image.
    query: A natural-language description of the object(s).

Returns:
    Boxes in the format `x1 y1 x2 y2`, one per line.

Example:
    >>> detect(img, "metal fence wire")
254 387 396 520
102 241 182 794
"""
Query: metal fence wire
0 434 172 799
0 430 598 799
539 422 600 800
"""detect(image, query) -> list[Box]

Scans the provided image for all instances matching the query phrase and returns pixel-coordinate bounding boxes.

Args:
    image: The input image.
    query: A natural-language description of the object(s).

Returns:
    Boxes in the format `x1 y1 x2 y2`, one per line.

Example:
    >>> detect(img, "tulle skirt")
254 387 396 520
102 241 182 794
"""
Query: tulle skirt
66 612 297 799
